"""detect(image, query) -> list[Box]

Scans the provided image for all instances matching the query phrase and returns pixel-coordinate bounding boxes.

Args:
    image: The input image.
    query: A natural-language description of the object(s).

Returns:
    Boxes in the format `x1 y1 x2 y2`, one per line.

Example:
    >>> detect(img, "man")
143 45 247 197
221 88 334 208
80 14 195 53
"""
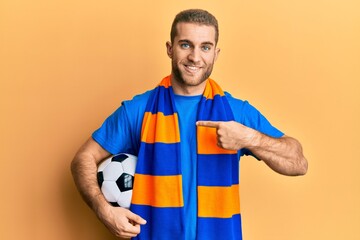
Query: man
71 9 307 240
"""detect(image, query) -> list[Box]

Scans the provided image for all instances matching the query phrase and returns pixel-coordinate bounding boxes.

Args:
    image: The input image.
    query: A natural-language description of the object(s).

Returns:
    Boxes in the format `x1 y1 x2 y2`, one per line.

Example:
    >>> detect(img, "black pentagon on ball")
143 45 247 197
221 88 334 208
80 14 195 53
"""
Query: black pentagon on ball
116 173 134 192
97 171 104 187
110 202 120 207
112 154 129 163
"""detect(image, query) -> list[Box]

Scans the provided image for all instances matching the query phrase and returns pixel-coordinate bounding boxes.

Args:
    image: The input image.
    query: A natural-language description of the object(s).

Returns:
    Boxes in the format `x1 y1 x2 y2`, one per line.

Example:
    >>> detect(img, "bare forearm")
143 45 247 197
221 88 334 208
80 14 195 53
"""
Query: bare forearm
248 133 308 176
70 138 111 213
71 152 105 211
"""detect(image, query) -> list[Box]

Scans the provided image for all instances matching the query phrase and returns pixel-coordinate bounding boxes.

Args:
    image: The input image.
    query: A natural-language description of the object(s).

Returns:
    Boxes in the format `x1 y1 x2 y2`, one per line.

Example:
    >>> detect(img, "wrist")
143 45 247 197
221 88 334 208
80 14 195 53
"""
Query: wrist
93 192 111 218
246 129 262 150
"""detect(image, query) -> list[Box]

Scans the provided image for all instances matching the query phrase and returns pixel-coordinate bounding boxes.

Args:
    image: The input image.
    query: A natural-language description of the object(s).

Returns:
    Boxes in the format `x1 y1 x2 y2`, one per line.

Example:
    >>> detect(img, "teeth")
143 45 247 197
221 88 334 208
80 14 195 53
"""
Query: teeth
186 65 199 70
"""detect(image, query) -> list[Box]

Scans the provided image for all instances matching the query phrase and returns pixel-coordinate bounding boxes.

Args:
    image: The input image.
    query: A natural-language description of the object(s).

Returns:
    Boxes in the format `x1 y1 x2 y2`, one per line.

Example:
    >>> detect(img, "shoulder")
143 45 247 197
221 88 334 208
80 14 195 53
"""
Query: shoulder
116 89 153 115
224 91 267 123
224 91 252 114
104 89 154 125
122 89 154 108
224 91 245 104
224 91 284 137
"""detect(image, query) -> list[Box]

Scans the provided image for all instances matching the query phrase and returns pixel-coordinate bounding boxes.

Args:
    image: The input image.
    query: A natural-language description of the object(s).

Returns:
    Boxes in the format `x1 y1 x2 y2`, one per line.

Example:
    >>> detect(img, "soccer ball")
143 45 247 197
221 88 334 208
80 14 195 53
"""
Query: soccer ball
97 153 137 208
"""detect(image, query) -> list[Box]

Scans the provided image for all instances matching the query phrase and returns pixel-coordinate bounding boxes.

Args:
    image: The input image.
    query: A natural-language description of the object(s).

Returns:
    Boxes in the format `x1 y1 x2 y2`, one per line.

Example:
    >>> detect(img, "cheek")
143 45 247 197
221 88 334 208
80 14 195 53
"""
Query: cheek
204 56 216 65
174 51 186 60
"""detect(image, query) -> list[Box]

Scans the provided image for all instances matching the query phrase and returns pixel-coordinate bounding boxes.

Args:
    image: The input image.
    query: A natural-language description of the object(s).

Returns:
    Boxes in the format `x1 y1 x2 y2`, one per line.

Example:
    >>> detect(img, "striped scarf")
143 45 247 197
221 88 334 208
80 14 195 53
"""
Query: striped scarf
130 75 242 239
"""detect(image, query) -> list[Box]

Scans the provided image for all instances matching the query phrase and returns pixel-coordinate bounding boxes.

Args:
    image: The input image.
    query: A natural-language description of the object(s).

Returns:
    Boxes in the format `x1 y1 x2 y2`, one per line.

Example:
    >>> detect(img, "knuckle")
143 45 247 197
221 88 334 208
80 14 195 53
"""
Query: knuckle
118 223 129 232
134 226 141 234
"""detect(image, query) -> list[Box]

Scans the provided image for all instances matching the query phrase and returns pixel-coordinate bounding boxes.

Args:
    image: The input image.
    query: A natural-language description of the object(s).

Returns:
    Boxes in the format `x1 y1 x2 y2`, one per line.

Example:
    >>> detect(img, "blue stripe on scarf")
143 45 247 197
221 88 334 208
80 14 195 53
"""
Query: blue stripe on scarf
136 142 181 175
145 85 176 115
131 204 185 239
197 154 239 186
197 214 242 240
197 95 234 121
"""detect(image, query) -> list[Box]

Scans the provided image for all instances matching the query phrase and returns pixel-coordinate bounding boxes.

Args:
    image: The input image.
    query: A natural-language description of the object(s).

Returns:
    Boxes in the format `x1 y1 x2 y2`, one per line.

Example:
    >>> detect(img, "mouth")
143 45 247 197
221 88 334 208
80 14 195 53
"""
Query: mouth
184 64 202 73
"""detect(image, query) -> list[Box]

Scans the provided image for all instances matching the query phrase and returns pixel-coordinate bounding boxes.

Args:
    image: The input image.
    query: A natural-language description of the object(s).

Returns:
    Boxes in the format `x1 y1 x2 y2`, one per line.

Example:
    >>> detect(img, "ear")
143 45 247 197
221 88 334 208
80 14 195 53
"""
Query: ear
166 41 173 58
214 47 220 61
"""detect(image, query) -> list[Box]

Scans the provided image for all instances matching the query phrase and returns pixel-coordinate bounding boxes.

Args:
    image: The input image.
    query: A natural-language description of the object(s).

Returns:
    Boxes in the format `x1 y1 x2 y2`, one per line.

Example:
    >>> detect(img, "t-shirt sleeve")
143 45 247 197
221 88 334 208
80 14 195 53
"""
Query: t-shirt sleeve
226 93 284 159
91 91 151 155
240 101 284 158
92 103 134 155
241 101 284 138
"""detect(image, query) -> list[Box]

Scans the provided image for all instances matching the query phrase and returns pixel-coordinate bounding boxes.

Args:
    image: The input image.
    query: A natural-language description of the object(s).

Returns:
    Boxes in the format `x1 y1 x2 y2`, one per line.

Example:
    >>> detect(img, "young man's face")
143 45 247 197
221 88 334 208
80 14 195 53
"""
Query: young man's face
166 22 220 95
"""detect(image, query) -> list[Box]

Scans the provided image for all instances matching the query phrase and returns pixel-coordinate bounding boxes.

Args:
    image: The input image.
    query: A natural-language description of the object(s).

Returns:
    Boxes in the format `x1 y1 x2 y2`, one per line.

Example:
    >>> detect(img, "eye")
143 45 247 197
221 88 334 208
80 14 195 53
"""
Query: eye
202 45 211 51
180 43 190 49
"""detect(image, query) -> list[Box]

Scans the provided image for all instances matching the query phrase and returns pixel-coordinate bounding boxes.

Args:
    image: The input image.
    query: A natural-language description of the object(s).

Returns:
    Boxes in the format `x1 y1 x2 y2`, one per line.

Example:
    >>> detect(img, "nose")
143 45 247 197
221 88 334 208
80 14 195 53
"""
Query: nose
187 48 201 63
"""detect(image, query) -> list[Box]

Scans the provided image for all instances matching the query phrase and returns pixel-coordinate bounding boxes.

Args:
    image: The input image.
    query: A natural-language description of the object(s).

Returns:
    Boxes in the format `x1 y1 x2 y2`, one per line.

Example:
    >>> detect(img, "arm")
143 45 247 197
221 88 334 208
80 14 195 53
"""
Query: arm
247 133 308 176
196 121 308 176
70 137 146 238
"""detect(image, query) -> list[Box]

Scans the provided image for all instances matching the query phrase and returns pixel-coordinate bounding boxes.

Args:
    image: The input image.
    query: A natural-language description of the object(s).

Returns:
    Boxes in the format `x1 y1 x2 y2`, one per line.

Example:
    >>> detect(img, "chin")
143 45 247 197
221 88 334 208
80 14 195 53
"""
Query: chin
182 76 207 86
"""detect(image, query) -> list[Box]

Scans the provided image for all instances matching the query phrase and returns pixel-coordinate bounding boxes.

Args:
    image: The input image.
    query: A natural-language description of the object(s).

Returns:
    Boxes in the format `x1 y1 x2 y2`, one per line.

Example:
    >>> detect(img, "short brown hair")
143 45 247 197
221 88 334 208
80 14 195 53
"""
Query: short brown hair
170 9 219 45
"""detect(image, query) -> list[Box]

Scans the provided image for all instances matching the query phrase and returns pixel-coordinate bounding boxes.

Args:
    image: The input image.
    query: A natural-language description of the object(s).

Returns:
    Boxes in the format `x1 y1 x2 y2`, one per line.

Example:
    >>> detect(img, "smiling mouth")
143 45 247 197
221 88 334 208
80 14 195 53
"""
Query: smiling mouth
184 64 201 73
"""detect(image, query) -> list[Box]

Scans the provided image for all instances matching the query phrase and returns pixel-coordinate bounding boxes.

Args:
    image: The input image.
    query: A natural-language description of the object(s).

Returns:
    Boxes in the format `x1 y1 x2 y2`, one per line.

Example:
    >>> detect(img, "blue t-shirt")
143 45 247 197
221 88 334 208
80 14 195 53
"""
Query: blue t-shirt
93 89 283 240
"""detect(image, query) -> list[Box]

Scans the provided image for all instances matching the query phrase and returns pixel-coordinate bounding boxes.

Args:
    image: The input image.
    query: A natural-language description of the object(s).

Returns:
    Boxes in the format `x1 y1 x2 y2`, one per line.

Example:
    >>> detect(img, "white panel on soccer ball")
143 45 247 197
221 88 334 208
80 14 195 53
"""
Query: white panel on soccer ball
102 162 124 181
118 190 133 209
98 158 112 172
101 181 121 202
121 156 137 174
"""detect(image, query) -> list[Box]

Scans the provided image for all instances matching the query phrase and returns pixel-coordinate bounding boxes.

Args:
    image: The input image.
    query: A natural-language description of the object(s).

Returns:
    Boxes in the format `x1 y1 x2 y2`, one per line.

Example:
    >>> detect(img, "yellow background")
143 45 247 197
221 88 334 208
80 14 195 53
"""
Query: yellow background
1 0 359 239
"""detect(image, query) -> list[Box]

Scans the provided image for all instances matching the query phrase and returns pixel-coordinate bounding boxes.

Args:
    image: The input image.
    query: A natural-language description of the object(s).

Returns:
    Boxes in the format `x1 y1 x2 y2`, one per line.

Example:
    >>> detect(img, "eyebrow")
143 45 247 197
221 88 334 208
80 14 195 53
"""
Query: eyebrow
178 39 215 46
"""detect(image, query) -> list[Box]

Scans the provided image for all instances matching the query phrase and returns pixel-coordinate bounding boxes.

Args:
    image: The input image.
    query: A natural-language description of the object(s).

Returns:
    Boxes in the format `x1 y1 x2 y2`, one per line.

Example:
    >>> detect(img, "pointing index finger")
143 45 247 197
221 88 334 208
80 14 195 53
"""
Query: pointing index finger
196 121 221 128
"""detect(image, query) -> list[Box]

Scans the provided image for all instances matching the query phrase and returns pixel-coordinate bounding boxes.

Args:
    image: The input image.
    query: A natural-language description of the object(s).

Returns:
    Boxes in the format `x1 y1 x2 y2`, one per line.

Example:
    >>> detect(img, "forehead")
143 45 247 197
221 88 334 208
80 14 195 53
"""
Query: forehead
174 22 216 44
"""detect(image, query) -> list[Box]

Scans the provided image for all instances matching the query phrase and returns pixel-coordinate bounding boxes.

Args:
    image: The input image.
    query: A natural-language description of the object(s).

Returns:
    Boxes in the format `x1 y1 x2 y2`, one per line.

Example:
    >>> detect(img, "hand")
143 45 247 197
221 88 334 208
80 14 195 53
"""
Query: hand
97 203 147 239
196 120 258 150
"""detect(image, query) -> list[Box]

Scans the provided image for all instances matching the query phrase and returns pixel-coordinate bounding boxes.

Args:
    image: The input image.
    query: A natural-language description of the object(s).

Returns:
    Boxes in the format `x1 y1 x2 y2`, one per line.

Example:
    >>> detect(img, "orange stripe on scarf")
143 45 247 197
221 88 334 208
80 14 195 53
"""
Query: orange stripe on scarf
131 174 184 207
141 112 180 143
197 125 237 154
198 184 240 218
